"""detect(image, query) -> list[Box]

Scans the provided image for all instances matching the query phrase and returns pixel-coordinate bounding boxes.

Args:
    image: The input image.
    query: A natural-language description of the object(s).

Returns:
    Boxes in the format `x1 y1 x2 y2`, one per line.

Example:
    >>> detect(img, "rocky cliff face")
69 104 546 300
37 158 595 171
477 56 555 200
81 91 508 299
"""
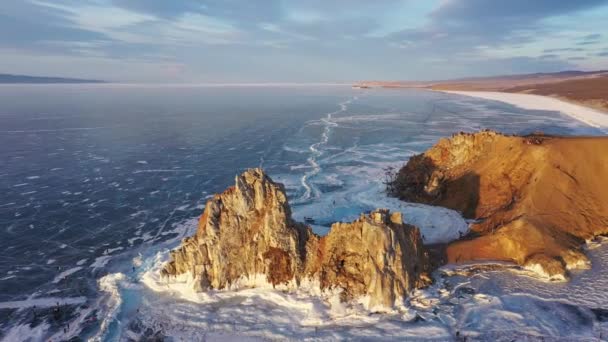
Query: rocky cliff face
162 168 431 307
306 210 430 307
392 130 608 280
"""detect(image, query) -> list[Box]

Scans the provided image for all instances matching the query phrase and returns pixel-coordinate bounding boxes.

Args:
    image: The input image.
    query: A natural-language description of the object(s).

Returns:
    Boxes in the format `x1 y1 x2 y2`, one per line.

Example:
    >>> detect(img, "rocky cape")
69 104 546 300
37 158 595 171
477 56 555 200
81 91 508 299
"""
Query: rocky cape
162 168 431 308
392 130 608 280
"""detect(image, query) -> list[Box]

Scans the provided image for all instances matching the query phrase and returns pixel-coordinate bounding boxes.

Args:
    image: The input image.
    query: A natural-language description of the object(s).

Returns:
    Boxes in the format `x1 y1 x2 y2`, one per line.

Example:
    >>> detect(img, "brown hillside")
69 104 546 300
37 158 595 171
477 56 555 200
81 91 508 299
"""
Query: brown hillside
392 131 608 280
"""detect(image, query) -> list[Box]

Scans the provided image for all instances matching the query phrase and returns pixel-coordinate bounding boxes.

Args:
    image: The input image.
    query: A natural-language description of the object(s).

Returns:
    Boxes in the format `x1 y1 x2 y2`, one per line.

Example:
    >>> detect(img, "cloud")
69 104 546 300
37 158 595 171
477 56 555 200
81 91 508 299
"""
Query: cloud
580 33 602 40
113 0 283 26
543 48 585 53
576 40 601 46
1 0 607 81
432 0 608 21
33 1 155 32
385 0 608 77
575 33 603 46
0 1 110 47
29 1 247 47
111 0 204 18
424 0 608 46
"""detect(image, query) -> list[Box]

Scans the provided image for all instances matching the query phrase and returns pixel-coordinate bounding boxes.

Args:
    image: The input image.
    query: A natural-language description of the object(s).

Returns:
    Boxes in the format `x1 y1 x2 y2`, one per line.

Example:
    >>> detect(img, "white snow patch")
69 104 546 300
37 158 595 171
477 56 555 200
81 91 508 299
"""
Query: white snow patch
523 263 567 282
132 254 143 267
129 250 451 340
176 204 190 211
91 273 127 341
104 246 123 254
52 267 83 283
90 255 112 269
1 322 50 342
127 236 142 246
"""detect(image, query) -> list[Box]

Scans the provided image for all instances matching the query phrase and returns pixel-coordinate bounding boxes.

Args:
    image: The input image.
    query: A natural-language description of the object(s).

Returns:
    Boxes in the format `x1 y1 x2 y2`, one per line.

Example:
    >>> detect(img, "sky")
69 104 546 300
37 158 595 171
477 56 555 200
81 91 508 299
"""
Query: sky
1 0 608 83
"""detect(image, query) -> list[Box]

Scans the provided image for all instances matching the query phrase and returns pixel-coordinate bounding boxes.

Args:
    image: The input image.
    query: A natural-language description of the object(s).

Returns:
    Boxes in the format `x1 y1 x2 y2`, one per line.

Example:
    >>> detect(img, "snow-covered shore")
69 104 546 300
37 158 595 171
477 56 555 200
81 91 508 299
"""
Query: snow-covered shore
442 91 608 131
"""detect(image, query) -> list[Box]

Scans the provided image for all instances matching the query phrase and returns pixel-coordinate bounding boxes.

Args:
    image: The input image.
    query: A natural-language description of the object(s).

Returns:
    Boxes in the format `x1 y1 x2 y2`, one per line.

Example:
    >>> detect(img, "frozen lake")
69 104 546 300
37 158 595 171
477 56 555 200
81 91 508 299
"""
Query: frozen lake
0 84 605 341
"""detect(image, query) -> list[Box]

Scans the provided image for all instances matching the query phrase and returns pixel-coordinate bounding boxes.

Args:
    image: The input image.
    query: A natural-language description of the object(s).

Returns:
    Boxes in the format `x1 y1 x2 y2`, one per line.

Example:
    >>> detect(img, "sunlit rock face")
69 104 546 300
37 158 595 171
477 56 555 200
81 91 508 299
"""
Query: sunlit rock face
161 168 311 291
305 209 431 308
392 130 608 281
162 168 431 307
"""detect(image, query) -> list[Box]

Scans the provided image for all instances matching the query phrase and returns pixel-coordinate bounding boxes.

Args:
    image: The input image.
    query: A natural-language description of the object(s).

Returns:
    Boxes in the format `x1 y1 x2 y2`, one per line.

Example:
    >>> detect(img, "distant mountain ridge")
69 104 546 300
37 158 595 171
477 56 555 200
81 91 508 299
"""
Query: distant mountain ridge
0 74 104 84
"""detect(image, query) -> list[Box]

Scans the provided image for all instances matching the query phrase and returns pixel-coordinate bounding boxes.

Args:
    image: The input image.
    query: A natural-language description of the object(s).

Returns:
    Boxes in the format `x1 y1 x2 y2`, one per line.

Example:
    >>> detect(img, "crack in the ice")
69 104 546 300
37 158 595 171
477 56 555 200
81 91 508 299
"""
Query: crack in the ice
299 96 358 202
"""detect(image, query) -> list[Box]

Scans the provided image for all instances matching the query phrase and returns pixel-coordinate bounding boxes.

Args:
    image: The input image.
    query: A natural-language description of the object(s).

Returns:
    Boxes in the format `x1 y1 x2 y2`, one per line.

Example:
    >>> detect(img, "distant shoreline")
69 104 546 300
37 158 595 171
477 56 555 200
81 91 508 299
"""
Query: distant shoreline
356 70 608 115
0 82 352 87
0 73 104 84
438 90 608 131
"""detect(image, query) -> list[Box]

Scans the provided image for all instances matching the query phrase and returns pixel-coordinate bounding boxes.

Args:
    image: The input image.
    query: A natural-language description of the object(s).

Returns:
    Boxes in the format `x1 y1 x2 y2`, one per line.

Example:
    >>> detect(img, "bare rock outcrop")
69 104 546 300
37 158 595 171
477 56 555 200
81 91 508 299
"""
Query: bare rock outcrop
162 168 311 290
392 130 608 280
162 168 431 307
306 210 431 307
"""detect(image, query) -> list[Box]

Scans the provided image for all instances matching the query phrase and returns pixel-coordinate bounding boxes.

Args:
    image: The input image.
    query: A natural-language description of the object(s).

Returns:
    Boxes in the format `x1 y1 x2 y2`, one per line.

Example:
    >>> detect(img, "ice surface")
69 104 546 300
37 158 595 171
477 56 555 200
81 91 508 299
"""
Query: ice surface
107 92 607 340
1 322 50 342
104 238 608 341
0 296 86 309
277 95 468 243
3 87 606 340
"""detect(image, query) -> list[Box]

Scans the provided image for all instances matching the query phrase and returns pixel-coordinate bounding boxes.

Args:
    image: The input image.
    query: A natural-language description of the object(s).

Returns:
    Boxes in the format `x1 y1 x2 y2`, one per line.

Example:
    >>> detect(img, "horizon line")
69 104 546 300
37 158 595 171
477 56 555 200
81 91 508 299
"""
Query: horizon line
0 82 357 87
